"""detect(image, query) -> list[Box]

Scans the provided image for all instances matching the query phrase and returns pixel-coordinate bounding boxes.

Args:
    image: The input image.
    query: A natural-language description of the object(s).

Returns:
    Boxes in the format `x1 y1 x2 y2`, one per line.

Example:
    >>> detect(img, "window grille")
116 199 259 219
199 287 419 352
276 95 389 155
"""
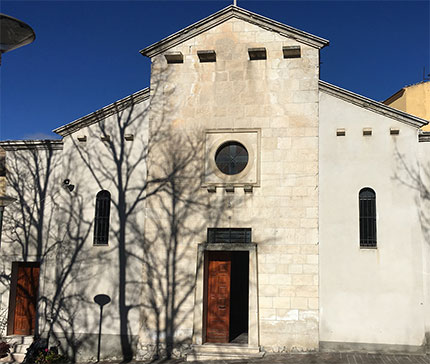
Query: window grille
359 188 377 248
94 190 111 245
0 157 5 177
207 228 251 244
215 141 249 175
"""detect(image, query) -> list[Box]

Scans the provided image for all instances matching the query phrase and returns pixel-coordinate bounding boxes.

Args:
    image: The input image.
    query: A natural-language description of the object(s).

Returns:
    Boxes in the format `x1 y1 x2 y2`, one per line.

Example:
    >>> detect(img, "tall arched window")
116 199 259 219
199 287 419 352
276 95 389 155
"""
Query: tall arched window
359 188 377 248
94 190 111 245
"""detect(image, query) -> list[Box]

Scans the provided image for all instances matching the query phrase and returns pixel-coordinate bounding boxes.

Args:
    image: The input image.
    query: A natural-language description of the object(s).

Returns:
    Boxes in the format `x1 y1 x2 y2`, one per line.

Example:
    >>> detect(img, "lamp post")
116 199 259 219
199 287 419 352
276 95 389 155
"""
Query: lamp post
0 196 16 245
0 13 35 65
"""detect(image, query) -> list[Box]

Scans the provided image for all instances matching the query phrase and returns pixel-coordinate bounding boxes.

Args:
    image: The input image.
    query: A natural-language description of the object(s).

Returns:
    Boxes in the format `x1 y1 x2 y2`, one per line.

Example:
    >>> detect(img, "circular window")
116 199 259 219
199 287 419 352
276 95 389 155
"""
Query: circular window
215 141 249 175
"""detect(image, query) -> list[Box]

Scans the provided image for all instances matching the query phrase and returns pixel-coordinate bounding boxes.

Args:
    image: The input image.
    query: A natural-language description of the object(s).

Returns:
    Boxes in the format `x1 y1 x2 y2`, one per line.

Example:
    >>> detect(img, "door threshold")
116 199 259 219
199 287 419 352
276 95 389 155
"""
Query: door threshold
203 342 249 346
187 344 263 361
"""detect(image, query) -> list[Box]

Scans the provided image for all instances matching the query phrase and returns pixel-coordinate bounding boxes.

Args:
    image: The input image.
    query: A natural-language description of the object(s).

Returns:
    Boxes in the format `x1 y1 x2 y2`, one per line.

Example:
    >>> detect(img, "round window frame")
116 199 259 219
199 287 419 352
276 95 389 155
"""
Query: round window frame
214 141 249 176
209 138 254 183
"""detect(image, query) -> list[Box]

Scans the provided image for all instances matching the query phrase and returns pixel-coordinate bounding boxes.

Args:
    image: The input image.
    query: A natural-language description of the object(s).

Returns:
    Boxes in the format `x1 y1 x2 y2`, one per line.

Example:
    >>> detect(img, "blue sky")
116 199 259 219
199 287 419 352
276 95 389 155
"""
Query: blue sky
1 0 429 140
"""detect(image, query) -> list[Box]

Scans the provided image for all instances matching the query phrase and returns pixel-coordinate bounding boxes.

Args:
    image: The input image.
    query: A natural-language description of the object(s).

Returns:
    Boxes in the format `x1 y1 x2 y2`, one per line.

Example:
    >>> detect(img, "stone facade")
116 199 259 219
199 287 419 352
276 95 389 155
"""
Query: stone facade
143 14 321 351
0 5 429 362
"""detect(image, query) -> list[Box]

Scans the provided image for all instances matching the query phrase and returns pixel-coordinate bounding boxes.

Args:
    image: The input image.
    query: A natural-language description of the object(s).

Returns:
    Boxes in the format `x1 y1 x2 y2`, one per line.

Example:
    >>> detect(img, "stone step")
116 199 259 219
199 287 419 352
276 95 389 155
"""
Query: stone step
3 336 33 345
0 353 26 364
187 344 264 361
187 351 265 361
192 344 261 354
10 344 29 354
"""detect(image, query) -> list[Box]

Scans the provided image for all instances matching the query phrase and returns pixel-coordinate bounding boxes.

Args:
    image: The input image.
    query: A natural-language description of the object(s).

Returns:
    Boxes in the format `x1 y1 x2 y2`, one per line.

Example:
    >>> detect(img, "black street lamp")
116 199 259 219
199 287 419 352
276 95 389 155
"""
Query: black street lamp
0 13 35 65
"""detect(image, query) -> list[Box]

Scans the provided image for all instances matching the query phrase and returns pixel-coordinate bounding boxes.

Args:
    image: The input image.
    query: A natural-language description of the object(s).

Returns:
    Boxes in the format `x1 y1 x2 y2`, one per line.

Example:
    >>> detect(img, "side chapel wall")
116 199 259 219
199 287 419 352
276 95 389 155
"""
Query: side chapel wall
319 91 427 350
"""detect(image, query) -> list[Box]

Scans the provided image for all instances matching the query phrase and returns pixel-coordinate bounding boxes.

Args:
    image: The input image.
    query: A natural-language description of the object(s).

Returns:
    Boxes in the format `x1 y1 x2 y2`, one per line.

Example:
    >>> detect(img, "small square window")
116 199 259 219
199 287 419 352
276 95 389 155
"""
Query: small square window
197 50 216 62
283 46 301 59
248 48 266 60
363 128 372 136
164 52 183 64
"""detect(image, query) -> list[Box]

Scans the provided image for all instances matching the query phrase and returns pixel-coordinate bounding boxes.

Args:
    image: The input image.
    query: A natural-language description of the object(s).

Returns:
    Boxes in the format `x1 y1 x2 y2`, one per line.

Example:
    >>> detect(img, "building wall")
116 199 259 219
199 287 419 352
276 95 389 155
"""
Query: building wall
417 140 430 349
319 90 427 350
0 96 150 361
384 81 430 131
2 10 428 361
143 17 320 353
50 99 149 360
0 142 63 337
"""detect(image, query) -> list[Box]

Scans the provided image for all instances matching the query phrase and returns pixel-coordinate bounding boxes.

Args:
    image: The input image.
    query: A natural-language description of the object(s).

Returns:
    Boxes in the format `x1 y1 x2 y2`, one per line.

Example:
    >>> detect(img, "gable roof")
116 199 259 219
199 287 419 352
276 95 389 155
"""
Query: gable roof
319 80 428 129
53 88 150 137
140 5 329 58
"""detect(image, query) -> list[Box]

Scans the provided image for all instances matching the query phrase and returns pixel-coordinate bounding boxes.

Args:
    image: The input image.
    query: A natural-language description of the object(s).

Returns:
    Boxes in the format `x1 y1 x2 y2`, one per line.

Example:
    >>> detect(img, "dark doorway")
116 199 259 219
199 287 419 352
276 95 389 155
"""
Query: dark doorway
8 262 40 335
229 251 249 343
205 251 249 344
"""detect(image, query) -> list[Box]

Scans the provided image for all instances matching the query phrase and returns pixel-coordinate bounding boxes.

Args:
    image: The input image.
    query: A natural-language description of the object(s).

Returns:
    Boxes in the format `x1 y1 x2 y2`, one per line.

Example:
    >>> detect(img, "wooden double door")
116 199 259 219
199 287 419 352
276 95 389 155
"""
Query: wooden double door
205 251 249 343
8 262 40 335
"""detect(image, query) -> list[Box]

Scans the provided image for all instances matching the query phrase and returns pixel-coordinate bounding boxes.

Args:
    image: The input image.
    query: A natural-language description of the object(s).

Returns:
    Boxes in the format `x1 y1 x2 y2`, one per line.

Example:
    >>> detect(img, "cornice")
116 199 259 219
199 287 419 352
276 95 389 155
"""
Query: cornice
319 80 428 129
53 87 150 137
0 140 63 151
140 5 329 58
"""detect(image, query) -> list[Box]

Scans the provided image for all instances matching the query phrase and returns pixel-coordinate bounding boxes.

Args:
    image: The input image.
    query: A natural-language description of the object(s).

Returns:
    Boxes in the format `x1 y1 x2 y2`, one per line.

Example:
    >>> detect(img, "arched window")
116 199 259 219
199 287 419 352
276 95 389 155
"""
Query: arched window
359 188 377 248
94 190 111 245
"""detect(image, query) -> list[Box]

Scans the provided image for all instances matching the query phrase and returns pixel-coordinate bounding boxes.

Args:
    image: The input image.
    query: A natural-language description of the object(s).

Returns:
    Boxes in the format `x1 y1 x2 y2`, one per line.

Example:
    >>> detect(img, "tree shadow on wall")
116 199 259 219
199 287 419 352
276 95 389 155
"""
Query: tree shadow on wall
70 61 233 360
1 61 240 362
393 146 430 348
393 147 430 247
0 141 97 363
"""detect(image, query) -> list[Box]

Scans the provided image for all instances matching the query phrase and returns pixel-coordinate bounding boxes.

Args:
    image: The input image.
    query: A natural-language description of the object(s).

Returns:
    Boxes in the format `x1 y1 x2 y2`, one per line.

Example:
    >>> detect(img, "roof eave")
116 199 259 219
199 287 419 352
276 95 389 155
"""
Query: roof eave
140 5 329 58
53 87 150 137
0 140 63 151
319 80 428 129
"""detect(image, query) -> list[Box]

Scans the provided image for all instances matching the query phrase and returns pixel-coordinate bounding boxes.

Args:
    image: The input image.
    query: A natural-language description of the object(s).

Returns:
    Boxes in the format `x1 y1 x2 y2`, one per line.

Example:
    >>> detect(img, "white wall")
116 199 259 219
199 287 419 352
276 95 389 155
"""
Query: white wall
0 95 150 361
50 97 150 359
319 90 427 349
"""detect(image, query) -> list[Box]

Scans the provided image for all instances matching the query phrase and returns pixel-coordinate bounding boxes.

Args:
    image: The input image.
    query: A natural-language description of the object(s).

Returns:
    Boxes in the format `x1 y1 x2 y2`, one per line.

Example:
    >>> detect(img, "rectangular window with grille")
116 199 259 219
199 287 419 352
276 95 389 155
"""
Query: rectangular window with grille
94 190 111 245
359 188 377 248
207 228 251 244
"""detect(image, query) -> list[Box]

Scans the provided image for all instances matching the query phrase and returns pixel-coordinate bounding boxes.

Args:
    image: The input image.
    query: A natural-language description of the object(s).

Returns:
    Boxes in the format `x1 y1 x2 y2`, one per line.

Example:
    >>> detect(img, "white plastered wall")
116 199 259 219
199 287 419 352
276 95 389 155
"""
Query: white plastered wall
417 140 430 348
319 91 427 349
0 144 62 336
0 97 150 360
50 97 150 357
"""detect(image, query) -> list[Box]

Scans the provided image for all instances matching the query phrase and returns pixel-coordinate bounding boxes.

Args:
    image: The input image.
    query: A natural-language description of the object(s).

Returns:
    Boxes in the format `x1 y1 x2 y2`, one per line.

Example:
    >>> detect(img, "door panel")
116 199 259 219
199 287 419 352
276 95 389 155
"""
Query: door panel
206 252 231 343
13 264 39 335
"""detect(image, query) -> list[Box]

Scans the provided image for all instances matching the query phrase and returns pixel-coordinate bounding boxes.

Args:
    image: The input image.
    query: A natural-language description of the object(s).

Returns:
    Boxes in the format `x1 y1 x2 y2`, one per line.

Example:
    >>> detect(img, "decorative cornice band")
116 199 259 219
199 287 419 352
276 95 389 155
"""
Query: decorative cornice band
0 140 63 151
319 80 428 129
140 5 329 58
53 87 150 137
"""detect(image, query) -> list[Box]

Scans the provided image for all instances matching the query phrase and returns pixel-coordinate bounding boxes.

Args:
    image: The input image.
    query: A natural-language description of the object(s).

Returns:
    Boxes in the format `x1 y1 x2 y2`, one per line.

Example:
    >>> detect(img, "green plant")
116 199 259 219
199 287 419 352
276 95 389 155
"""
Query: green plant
34 348 67 364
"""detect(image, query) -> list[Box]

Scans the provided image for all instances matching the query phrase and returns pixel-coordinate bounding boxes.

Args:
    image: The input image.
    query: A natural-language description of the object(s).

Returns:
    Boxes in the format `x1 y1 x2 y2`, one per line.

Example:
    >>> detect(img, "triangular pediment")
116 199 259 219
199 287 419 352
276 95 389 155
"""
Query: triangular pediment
140 5 329 58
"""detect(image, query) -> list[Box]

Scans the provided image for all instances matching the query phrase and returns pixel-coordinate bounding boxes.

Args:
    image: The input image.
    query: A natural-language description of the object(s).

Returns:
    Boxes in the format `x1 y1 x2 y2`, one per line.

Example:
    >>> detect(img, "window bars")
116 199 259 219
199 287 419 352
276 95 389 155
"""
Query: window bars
207 228 252 244
94 190 111 245
359 188 377 248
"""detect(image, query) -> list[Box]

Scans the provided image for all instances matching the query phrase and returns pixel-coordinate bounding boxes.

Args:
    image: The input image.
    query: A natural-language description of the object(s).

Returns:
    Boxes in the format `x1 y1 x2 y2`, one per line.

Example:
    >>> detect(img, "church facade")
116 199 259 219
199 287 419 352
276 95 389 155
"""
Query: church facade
0 6 429 361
